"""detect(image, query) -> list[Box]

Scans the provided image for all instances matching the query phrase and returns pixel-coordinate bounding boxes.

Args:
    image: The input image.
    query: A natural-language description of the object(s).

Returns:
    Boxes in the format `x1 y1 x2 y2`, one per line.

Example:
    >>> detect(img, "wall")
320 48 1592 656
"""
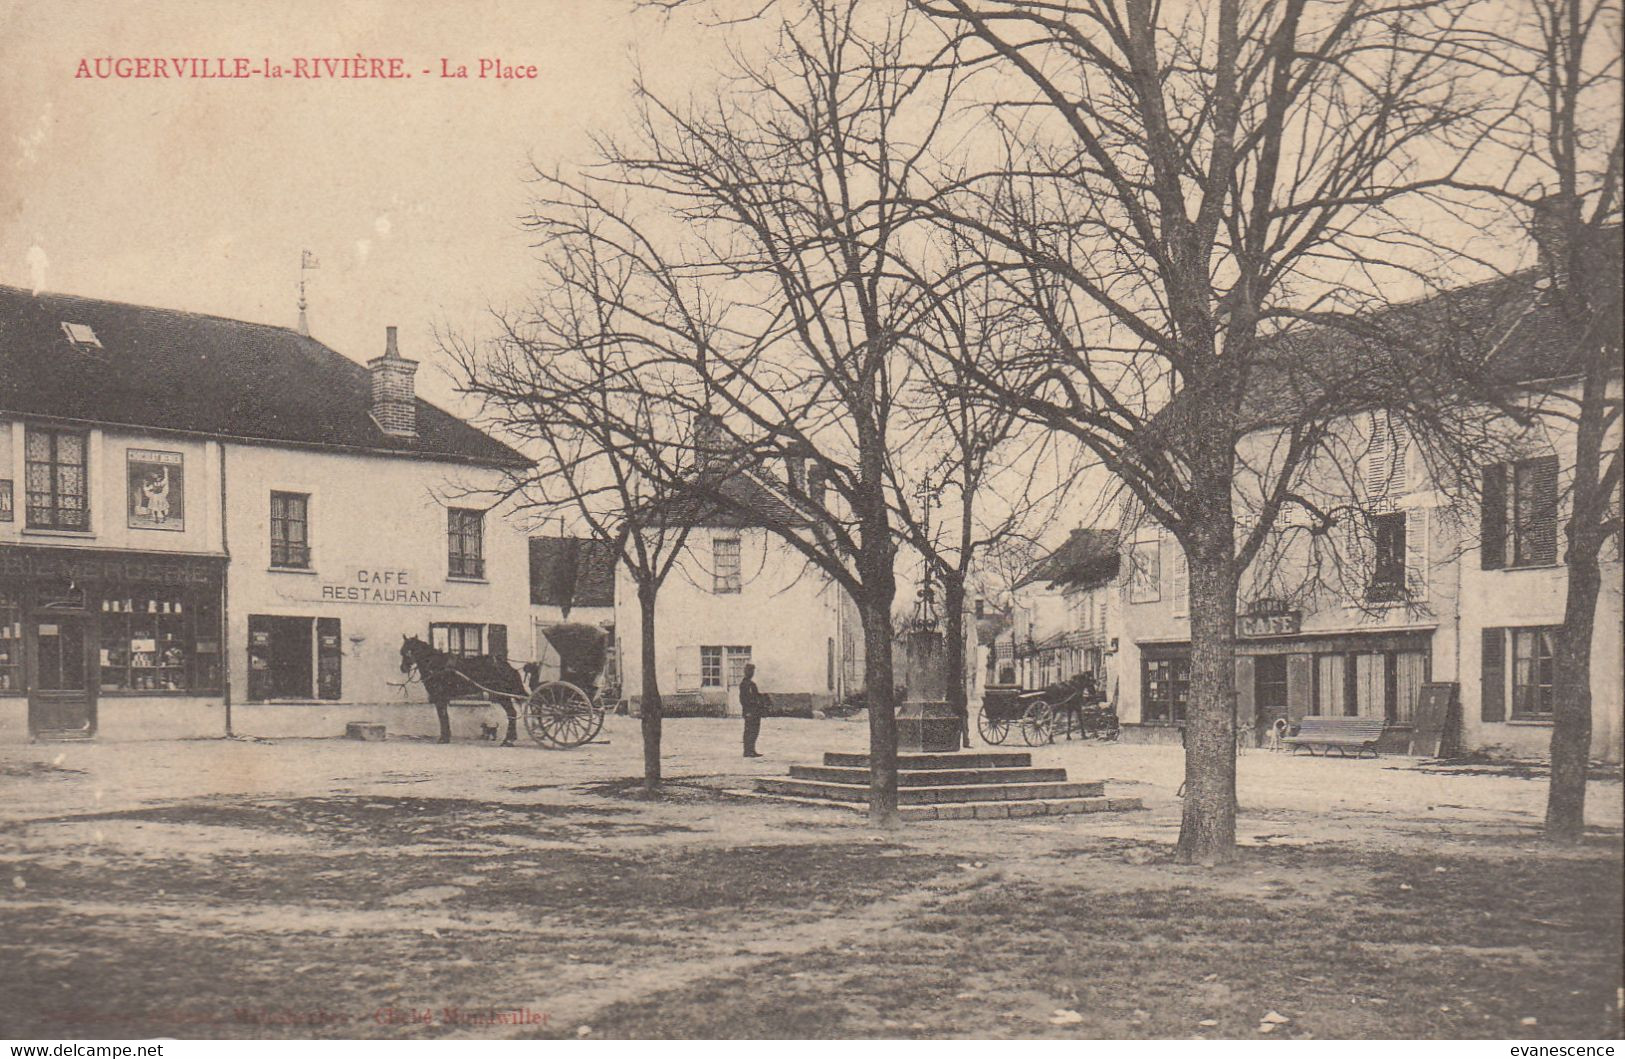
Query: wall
224 444 532 738
615 526 846 712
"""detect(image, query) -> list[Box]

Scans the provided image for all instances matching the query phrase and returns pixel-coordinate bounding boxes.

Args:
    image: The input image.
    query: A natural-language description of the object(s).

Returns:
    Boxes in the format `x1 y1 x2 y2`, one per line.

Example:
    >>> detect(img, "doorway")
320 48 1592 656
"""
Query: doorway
30 615 94 736
247 615 313 701
1254 655 1289 735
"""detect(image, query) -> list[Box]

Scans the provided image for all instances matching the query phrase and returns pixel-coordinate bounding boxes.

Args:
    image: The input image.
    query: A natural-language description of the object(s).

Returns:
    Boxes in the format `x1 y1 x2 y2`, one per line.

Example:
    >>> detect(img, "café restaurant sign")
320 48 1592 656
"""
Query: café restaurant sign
315 567 448 607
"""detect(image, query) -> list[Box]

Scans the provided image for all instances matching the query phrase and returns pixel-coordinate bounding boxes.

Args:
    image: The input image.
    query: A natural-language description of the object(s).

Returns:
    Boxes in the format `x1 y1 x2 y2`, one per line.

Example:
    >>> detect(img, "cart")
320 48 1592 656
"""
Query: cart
519 678 606 749
977 675 1118 746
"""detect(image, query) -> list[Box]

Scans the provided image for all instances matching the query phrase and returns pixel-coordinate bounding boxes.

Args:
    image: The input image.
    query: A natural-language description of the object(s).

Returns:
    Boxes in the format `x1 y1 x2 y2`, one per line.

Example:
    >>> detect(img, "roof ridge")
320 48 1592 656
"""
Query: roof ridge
1 283 307 337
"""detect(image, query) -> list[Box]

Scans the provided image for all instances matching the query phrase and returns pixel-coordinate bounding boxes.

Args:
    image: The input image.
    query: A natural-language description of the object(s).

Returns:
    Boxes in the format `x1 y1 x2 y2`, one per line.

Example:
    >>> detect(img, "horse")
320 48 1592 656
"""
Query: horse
399 634 528 746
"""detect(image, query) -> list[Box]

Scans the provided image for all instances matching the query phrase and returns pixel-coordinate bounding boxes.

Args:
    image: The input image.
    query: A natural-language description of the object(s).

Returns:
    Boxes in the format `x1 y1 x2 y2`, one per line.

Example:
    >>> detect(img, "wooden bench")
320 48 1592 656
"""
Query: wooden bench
1282 716 1386 758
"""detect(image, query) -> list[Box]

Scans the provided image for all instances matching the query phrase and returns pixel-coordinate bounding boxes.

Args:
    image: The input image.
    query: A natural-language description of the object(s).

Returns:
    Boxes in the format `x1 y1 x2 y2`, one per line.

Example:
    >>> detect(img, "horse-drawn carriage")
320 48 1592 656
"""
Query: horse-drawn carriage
399 626 610 749
977 673 1119 746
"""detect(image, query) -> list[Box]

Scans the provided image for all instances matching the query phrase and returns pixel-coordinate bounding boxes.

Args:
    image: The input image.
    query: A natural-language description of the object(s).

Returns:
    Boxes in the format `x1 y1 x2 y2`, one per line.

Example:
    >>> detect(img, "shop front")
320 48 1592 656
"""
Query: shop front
0 544 226 740
1125 610 1436 751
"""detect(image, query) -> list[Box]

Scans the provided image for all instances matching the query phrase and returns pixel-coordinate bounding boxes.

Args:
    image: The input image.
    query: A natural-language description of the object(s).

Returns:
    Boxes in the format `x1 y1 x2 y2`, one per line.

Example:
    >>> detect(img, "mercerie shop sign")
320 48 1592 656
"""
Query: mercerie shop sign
320 568 444 606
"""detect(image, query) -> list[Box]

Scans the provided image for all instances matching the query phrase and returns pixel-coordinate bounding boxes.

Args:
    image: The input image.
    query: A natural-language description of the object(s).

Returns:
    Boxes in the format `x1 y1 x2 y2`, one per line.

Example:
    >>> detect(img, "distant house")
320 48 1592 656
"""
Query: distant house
614 456 863 717
529 535 618 690
1007 528 1121 696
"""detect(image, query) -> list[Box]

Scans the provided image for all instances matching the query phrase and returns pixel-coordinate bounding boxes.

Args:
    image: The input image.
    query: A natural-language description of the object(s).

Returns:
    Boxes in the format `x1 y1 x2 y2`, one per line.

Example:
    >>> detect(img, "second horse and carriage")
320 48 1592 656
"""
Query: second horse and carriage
977 671 1120 747
397 622 619 749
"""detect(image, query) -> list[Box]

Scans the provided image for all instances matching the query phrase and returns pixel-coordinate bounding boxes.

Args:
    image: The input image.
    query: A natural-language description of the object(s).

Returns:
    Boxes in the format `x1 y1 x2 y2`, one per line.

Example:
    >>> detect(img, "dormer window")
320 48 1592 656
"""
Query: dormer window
60 322 101 348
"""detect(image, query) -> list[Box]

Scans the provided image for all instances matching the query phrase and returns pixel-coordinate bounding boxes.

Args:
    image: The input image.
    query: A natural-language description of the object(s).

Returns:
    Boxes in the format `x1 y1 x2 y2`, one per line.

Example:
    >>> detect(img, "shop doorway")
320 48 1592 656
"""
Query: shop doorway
1253 655 1289 734
29 615 93 736
247 616 314 701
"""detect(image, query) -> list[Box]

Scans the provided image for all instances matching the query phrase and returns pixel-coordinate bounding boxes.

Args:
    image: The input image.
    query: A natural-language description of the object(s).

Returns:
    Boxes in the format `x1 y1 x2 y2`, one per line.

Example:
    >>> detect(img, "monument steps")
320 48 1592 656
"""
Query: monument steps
823 750 1032 770
754 776 1107 804
728 788 1143 821
789 764 1069 786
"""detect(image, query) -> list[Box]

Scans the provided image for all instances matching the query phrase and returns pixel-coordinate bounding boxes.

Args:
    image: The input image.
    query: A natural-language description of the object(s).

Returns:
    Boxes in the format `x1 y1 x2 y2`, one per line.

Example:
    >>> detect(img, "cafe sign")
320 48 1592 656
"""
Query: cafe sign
1236 608 1302 637
315 567 449 607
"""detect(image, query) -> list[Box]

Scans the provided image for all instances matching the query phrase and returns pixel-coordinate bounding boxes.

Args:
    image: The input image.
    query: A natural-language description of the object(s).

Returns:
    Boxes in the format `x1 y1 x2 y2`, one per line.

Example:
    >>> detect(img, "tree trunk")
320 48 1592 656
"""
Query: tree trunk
1176 550 1240 865
943 571 969 747
861 599 901 828
638 582 663 795
1546 546 1598 841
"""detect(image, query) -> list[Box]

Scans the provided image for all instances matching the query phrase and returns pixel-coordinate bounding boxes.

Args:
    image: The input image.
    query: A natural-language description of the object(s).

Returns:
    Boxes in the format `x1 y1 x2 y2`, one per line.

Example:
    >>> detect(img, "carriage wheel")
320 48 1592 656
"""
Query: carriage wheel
523 681 603 749
976 705 1010 745
1020 701 1055 746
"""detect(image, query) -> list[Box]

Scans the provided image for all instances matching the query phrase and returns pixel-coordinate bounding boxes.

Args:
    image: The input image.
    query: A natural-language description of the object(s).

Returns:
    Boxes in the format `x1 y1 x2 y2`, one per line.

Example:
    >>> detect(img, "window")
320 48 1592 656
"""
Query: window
97 590 222 693
1142 656 1189 723
1314 648 1429 722
448 509 485 579
1482 456 1558 569
0 592 21 692
60 322 101 348
1368 512 1407 601
1511 627 1558 719
700 645 751 688
431 622 485 657
1513 457 1559 566
270 492 310 568
1364 410 1410 501
1129 540 1162 603
25 427 89 530
713 536 741 593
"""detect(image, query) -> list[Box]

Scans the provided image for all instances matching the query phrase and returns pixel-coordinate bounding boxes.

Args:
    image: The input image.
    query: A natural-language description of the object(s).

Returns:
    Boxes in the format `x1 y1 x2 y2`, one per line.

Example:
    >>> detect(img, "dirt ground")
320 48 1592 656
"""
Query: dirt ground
0 716 1620 1040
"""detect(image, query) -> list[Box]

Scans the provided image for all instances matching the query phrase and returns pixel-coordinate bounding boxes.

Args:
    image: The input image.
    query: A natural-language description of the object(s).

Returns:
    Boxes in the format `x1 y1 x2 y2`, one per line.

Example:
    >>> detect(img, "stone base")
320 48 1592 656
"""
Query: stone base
345 722 387 741
896 700 962 753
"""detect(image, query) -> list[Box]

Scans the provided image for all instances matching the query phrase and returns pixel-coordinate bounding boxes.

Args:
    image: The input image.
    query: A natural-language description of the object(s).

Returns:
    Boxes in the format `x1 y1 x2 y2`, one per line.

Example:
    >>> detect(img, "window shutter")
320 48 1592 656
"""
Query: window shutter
1480 628 1505 722
1481 464 1507 569
1365 411 1392 500
317 617 342 700
1405 508 1429 601
487 623 508 662
1171 547 1189 616
1521 455 1560 565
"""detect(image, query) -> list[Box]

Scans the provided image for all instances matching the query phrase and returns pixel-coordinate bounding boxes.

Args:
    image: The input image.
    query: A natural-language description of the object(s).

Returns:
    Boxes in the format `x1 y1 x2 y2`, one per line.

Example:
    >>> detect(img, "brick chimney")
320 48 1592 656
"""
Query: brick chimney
1530 192 1582 286
367 326 418 438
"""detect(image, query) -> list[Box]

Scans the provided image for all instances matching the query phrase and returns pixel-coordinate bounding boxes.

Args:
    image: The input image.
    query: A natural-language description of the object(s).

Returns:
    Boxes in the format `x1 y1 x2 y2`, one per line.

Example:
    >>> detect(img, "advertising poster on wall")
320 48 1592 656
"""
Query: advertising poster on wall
126 449 184 531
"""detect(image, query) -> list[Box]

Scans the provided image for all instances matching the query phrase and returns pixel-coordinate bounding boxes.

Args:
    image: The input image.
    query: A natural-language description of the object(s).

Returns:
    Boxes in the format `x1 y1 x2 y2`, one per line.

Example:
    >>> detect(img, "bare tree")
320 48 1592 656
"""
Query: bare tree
446 201 706 795
910 0 1491 863
528 0 965 826
1450 0 1622 841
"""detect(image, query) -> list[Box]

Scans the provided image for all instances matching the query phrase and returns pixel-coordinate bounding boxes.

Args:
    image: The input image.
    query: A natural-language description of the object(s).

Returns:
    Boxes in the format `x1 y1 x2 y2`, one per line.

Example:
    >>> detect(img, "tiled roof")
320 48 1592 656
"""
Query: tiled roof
1015 528 1121 590
529 536 618 609
0 285 529 467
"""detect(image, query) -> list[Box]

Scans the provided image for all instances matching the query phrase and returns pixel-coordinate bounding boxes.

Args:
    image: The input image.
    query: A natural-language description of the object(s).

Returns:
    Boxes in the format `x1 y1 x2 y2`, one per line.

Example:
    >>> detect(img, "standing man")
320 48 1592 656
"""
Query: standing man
739 663 770 757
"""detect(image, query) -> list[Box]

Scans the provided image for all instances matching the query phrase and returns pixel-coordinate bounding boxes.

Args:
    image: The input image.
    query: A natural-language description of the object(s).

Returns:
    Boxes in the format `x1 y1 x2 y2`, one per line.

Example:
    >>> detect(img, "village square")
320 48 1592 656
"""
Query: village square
0 0 1621 1045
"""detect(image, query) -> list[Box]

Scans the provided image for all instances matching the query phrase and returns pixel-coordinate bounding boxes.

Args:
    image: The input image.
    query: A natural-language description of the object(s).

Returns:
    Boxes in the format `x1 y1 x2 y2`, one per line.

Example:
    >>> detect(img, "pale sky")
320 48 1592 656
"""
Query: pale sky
0 0 720 411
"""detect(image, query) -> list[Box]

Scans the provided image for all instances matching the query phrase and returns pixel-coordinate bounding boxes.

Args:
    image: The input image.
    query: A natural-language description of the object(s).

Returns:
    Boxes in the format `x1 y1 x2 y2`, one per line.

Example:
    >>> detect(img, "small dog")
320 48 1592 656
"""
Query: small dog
479 723 500 742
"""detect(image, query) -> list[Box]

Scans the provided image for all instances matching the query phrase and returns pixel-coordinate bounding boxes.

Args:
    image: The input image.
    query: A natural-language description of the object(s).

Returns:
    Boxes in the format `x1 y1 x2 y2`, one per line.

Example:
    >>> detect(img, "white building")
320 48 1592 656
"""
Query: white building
0 287 533 742
615 465 863 717
1112 261 1622 761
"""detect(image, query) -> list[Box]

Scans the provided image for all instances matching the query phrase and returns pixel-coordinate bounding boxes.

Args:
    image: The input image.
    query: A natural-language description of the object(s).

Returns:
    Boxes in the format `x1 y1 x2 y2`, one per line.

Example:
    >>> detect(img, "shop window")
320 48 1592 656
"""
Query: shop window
270 492 310 568
97 591 220 693
448 509 485 579
1142 656 1188 723
713 537 742 594
1510 627 1558 720
1313 648 1428 723
25 426 89 530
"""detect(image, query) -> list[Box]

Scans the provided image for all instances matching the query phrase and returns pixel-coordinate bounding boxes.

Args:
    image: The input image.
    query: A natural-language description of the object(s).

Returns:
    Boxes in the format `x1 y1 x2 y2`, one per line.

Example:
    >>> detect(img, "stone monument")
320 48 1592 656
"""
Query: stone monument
895 626 961 752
